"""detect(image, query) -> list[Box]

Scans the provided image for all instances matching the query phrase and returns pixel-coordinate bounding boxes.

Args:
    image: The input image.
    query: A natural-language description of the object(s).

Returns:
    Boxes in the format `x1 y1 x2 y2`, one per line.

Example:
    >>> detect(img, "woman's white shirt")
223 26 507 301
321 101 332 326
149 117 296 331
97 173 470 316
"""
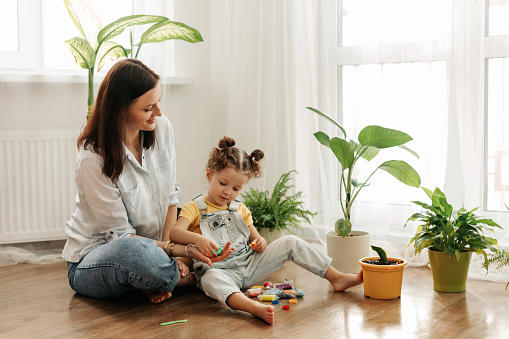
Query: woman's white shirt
62 115 181 263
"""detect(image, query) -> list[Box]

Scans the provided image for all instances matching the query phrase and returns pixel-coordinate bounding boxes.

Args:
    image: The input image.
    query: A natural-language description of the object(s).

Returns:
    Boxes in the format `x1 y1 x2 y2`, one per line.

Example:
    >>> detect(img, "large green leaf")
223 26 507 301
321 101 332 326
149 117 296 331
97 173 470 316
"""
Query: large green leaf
330 137 355 170
313 131 330 147
358 126 413 149
138 21 203 45
97 15 168 44
352 141 379 161
379 160 421 187
306 107 347 137
65 37 95 69
96 41 129 71
64 0 102 45
371 245 388 264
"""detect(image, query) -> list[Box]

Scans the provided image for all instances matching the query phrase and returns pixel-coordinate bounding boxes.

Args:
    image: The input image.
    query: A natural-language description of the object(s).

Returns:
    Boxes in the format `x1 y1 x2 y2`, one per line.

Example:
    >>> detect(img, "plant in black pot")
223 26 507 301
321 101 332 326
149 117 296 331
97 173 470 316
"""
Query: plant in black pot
405 187 502 292
359 246 408 299
241 170 316 243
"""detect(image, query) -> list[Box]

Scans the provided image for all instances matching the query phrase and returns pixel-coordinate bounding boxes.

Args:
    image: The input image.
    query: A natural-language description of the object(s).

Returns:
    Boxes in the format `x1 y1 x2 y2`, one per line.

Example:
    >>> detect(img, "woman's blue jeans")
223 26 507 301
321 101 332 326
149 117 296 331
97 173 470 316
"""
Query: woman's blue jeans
67 237 179 299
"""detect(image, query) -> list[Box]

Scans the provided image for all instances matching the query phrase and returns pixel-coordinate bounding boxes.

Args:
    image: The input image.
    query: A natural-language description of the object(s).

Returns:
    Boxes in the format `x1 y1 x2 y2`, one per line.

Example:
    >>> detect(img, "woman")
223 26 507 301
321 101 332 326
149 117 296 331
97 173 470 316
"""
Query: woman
62 59 232 303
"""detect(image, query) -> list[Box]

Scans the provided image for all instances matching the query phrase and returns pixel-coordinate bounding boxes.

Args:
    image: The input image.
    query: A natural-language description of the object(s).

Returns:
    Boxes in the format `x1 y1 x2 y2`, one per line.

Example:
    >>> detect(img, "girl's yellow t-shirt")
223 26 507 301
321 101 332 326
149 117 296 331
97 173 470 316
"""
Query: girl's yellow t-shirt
178 196 253 234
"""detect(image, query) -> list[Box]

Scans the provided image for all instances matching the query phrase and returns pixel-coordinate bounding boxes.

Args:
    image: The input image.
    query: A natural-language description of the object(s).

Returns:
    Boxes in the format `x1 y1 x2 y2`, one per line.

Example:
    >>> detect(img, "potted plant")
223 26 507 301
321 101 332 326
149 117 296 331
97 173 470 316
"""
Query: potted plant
405 187 502 292
241 170 316 243
64 0 203 118
359 246 407 299
307 106 421 273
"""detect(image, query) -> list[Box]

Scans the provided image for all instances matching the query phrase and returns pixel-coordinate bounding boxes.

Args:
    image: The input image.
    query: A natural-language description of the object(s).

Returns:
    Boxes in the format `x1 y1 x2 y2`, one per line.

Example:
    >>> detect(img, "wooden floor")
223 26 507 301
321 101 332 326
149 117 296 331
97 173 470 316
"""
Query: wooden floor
1 259 509 339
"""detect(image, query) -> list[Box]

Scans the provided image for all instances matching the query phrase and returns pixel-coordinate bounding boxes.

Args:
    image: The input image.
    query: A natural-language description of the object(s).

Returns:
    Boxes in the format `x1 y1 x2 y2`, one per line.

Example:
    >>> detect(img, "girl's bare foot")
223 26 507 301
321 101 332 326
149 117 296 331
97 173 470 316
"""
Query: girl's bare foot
325 266 364 292
251 304 275 324
142 290 172 304
226 292 275 324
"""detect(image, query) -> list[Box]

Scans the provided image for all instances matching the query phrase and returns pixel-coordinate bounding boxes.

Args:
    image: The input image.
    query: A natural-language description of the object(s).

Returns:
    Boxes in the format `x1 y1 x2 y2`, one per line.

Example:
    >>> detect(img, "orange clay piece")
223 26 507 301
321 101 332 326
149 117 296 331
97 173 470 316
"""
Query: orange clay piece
283 290 295 295
249 242 256 249
289 299 298 305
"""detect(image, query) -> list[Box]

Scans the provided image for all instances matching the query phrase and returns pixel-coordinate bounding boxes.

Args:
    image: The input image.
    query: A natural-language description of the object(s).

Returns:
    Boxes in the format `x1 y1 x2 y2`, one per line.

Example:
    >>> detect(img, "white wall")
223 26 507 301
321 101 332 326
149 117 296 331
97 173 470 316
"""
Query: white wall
0 0 219 208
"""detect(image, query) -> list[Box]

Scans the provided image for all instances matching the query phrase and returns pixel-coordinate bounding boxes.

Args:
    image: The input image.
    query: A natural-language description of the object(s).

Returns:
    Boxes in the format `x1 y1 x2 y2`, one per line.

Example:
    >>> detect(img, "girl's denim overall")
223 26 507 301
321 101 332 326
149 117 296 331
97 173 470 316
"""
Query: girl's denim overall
192 195 332 306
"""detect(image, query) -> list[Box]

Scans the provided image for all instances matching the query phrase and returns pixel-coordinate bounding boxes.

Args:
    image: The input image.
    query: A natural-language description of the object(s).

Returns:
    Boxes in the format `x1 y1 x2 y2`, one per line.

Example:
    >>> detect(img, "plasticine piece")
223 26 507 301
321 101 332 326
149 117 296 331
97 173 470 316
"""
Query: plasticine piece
260 294 277 302
263 282 273 287
249 242 256 249
282 305 290 310
278 293 294 299
282 289 295 295
214 247 223 255
245 288 263 298
275 281 293 290
295 289 305 298
272 300 279 305
289 299 298 305
251 285 264 289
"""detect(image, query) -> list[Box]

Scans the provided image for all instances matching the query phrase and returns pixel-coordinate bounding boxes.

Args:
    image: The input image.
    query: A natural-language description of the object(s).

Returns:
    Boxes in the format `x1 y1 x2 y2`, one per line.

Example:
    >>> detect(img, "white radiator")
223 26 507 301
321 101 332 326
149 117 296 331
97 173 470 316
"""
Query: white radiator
0 130 79 244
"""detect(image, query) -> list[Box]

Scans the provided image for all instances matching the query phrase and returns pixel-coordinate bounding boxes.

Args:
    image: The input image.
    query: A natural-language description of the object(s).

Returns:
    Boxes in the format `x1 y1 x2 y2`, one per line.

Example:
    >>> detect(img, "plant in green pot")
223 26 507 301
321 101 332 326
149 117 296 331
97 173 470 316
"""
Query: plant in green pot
405 187 502 292
359 246 408 299
308 107 421 273
64 0 203 119
241 170 316 244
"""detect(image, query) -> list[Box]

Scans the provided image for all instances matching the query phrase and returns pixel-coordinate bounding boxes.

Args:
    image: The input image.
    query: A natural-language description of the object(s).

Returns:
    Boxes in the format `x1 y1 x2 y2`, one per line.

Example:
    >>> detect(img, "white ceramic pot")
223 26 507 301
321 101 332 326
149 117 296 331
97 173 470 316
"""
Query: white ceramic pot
258 228 287 244
326 230 371 273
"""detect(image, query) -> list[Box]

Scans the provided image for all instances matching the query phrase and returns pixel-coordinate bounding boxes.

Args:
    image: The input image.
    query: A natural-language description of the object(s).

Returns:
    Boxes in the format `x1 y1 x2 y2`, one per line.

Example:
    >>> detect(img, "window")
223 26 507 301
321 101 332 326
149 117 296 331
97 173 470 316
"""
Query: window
0 0 175 78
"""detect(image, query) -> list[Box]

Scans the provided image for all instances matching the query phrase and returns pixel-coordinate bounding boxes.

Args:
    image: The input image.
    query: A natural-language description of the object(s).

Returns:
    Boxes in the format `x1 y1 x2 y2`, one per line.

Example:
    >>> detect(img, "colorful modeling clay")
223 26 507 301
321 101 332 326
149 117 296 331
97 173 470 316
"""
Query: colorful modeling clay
263 282 273 288
245 288 263 297
251 285 264 289
289 299 298 305
214 247 223 255
278 293 294 299
282 305 290 310
282 289 295 295
249 242 256 248
295 289 305 298
260 294 277 302
272 300 279 305
275 281 293 290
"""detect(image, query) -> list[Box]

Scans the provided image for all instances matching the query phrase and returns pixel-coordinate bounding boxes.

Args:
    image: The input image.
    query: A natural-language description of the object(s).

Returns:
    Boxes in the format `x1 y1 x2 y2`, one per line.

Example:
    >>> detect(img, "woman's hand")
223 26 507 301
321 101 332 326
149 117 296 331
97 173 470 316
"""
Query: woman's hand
176 259 189 277
249 237 267 253
188 241 234 266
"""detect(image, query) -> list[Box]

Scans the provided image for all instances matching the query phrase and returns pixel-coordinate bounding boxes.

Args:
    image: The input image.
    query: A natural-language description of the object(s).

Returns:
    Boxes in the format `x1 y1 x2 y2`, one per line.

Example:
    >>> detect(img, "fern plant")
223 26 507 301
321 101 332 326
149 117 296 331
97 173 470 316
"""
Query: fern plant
241 170 316 234
486 249 509 288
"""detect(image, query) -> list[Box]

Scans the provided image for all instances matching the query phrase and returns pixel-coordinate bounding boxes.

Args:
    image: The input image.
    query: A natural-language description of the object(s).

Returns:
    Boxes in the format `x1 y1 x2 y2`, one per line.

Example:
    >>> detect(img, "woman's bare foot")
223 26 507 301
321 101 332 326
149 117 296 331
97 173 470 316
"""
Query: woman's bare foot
142 290 172 304
226 292 275 324
325 266 364 292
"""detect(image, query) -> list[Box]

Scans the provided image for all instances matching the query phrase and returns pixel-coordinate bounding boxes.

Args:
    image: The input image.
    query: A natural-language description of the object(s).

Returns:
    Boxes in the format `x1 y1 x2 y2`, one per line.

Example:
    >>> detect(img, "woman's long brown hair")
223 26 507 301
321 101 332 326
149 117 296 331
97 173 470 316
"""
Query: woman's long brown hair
77 59 160 182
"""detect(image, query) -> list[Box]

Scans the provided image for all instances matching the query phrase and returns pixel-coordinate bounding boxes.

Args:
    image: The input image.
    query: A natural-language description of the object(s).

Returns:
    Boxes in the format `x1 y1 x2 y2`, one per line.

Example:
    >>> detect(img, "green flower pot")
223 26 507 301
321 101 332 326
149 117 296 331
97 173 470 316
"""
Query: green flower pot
428 250 472 292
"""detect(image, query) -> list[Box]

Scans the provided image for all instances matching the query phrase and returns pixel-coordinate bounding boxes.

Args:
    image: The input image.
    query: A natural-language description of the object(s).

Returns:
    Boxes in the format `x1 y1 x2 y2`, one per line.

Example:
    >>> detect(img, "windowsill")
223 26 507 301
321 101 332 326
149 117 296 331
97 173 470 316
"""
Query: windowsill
0 72 194 85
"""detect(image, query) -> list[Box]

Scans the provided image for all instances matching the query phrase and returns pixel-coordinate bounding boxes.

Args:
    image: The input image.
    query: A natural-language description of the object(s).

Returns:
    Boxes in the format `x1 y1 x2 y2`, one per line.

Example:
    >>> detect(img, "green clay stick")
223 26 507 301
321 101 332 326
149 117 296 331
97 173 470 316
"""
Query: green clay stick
160 319 188 326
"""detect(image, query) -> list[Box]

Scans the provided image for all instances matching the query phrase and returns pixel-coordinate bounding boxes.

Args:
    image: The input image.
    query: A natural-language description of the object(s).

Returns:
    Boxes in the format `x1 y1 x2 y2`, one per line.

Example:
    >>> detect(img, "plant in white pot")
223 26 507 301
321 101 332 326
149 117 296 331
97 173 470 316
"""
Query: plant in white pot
308 107 421 273
241 170 316 244
405 187 502 292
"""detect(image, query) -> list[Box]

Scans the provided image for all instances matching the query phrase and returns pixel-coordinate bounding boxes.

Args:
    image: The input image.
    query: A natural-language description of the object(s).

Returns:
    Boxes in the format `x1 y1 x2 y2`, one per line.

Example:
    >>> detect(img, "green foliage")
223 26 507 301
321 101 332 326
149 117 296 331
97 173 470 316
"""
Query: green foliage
241 170 316 233
308 107 421 237
63 0 203 118
371 245 388 265
486 249 509 288
405 187 502 269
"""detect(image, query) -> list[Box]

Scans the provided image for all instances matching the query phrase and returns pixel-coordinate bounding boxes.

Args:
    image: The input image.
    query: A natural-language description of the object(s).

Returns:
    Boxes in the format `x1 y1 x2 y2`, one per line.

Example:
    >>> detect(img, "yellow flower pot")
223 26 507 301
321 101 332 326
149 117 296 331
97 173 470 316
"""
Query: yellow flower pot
359 257 407 299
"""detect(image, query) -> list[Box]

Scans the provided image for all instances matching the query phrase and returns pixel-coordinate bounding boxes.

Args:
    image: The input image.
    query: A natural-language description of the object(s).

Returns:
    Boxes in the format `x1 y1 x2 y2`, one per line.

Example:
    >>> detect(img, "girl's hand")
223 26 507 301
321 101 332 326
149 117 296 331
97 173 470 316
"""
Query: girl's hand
250 237 267 252
176 259 189 277
188 241 234 265
195 236 220 258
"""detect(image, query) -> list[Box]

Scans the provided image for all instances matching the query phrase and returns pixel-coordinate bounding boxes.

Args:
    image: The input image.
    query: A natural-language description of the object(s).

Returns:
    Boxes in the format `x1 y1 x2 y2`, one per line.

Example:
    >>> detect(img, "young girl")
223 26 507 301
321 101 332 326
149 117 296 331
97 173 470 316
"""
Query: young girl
170 136 363 324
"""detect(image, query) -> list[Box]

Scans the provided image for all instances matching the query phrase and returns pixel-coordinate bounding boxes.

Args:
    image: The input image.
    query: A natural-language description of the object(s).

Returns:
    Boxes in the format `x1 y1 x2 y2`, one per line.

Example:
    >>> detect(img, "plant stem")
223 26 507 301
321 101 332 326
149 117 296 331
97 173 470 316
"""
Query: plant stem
87 68 95 119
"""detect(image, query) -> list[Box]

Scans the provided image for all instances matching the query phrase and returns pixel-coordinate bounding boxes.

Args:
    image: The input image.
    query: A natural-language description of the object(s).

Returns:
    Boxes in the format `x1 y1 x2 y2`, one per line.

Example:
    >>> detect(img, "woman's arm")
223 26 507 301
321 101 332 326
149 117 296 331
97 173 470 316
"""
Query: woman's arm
161 205 178 241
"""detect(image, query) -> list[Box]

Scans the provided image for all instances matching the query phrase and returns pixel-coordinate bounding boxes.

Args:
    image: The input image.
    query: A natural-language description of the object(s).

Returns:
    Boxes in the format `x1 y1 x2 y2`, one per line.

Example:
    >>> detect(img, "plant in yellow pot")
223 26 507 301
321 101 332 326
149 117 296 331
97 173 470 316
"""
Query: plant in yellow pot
359 246 407 299
405 187 502 292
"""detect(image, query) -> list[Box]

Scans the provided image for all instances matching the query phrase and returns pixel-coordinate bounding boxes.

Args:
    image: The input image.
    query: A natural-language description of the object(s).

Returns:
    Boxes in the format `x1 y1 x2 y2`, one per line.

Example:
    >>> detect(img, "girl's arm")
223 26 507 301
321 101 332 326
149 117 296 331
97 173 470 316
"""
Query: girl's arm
170 217 221 258
248 225 267 252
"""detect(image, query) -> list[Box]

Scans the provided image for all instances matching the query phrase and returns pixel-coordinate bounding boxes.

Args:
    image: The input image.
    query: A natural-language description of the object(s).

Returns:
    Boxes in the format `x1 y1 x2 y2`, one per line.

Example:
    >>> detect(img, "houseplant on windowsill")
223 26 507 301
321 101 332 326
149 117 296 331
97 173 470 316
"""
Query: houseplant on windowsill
405 187 502 292
359 246 408 299
64 0 203 119
241 170 316 244
308 107 421 273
